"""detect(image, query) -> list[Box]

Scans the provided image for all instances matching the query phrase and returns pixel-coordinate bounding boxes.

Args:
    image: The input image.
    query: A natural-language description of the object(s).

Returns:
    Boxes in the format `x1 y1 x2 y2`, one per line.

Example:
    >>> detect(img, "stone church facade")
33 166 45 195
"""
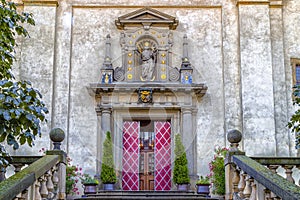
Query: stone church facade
12 0 300 190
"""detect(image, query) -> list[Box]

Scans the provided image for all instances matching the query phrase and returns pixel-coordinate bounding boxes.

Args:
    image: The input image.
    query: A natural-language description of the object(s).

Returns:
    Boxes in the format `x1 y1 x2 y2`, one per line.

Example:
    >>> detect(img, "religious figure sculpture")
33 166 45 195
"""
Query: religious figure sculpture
138 42 157 81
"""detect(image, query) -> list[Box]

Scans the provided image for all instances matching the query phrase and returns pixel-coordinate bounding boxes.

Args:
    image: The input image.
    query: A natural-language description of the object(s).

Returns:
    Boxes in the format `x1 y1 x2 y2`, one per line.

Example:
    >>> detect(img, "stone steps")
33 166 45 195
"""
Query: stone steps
74 191 223 200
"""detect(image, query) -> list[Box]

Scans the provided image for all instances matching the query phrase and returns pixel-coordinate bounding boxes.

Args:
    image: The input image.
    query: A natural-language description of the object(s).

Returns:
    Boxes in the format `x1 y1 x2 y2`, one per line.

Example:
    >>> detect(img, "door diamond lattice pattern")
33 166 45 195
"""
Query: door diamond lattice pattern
122 121 140 190
154 121 171 190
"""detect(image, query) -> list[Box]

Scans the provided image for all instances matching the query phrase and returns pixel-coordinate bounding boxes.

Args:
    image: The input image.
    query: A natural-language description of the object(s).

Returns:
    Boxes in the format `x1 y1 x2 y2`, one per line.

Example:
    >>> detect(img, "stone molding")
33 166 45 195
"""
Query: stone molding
115 7 178 30
236 0 269 6
22 0 58 6
236 0 282 7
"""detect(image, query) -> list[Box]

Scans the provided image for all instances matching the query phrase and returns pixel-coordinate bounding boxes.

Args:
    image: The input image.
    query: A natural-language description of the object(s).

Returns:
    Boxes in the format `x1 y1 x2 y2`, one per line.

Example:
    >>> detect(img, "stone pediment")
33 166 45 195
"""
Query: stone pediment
115 7 178 30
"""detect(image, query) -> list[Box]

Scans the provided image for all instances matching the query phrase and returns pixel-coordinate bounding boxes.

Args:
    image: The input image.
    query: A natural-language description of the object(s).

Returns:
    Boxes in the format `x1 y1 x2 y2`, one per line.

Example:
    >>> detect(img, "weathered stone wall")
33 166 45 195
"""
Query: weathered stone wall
12 0 299 177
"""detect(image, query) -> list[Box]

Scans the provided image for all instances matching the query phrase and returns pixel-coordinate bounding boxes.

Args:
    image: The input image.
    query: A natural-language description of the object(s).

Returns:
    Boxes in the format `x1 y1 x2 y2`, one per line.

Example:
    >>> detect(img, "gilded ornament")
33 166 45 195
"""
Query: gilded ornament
161 60 165 64
127 74 132 79
161 67 166 71
128 53 132 57
133 35 136 38
161 74 166 79
128 67 132 71
161 53 166 57
128 60 132 64
129 41 133 44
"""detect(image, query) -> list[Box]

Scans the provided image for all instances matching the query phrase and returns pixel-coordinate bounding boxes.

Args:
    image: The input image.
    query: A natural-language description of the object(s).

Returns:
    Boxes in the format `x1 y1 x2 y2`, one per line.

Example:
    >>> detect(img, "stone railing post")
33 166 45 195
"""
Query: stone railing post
225 129 245 200
48 128 67 200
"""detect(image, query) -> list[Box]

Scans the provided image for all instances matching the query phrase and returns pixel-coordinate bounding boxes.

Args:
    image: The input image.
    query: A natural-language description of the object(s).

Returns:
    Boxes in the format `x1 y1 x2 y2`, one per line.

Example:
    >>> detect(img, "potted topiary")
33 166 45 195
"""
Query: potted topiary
173 134 190 191
100 131 117 190
81 174 99 195
195 176 210 196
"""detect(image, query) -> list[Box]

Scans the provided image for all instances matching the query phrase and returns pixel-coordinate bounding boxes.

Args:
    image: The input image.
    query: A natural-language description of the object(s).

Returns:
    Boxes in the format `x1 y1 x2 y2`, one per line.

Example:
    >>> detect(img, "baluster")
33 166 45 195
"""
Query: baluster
232 166 240 194
298 166 300 186
39 176 48 198
46 170 55 199
52 165 59 186
34 180 41 200
264 188 271 200
284 165 295 183
243 175 252 199
0 166 7 182
249 178 256 200
270 191 280 200
268 165 279 174
238 170 246 198
20 189 28 200
13 163 24 173
46 170 54 192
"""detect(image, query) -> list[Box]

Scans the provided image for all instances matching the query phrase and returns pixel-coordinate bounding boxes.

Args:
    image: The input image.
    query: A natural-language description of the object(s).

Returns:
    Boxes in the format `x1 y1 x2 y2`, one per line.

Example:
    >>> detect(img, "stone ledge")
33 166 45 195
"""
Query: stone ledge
88 82 208 98
22 0 58 7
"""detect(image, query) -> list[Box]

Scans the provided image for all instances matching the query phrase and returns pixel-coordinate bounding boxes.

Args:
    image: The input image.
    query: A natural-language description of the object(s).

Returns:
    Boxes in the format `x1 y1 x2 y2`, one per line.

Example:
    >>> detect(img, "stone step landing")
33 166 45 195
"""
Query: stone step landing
75 191 223 200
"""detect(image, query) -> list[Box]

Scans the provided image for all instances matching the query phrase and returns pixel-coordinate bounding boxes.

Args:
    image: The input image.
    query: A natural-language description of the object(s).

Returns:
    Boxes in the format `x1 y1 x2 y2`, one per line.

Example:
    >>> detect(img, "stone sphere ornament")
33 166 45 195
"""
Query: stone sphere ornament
49 128 65 150
227 129 242 144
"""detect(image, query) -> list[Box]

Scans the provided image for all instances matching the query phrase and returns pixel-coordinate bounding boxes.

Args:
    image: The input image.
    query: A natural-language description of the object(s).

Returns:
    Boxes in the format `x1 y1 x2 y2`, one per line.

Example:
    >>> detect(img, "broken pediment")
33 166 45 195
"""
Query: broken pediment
115 7 178 30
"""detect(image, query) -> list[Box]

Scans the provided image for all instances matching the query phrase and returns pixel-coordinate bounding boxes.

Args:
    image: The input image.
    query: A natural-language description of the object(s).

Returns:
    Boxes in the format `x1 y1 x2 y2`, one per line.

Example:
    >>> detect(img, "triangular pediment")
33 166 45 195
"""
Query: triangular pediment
115 7 178 30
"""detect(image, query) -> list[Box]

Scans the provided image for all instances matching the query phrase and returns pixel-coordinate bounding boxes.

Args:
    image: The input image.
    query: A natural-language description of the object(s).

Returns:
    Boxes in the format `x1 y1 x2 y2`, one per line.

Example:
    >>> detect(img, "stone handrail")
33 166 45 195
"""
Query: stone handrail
0 128 67 200
225 130 300 200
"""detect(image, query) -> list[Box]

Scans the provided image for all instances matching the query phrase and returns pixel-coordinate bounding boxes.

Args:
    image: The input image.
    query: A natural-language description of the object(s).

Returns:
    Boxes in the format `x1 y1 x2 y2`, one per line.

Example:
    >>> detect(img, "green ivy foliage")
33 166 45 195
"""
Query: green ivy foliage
173 134 190 184
100 131 117 183
287 85 300 149
0 0 48 166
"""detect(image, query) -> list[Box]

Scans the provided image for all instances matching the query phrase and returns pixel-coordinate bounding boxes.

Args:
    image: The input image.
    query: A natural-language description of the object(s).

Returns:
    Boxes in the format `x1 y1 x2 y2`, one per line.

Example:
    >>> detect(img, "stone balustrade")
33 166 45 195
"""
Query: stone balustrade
225 130 300 200
0 128 67 200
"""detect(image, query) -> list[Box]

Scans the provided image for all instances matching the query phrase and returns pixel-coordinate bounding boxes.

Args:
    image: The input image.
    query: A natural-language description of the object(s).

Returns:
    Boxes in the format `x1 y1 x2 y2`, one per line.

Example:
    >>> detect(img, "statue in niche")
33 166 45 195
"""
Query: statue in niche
137 41 157 81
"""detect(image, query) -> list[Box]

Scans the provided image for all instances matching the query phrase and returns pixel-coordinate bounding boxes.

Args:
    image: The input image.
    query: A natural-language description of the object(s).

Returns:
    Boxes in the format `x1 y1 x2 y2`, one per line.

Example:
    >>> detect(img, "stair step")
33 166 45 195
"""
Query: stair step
74 191 223 200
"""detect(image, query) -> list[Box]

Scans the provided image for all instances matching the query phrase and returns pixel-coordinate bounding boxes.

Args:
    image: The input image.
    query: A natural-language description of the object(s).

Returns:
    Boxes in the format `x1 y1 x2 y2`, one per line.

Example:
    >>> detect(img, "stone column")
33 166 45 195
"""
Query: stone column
181 107 197 180
96 107 102 175
238 0 276 155
97 106 112 175
101 107 112 134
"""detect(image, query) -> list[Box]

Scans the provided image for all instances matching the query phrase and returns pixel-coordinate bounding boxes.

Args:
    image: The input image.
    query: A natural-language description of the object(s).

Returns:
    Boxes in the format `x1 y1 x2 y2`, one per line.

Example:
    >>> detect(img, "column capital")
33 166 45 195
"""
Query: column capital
181 107 192 114
96 105 112 115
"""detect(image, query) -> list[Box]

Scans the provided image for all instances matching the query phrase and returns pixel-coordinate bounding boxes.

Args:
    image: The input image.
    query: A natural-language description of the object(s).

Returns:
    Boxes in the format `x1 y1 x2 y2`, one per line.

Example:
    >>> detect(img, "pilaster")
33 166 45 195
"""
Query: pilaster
238 0 276 155
181 107 197 179
269 0 289 156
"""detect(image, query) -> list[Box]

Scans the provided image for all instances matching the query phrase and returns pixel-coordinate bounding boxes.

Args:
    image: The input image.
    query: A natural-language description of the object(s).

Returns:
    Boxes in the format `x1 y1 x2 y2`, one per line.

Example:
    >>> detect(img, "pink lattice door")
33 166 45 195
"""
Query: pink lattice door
122 121 140 190
154 121 171 191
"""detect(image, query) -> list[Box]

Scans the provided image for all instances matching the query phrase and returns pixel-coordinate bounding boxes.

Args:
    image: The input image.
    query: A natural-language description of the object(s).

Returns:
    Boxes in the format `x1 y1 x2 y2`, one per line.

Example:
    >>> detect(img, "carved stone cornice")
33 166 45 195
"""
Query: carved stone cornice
115 7 178 30
88 82 207 98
